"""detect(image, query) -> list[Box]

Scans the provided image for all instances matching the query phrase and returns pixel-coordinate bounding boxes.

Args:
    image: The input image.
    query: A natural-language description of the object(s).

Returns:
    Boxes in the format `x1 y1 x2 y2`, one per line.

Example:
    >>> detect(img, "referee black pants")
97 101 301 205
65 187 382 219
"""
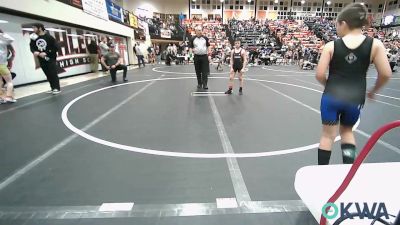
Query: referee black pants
40 60 60 90
194 55 210 86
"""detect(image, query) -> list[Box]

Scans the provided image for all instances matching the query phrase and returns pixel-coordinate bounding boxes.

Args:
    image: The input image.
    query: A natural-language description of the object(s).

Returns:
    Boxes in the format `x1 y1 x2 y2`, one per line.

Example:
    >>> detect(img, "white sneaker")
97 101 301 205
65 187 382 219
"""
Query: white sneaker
4 97 17 103
52 89 61 95
45 90 53 94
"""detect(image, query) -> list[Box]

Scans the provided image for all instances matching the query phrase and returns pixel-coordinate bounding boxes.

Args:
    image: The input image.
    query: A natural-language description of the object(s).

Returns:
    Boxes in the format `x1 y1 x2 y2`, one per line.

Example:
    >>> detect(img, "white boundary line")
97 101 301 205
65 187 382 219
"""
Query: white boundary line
153 66 230 75
209 95 251 203
250 78 400 155
261 66 400 79
0 75 163 192
61 77 343 159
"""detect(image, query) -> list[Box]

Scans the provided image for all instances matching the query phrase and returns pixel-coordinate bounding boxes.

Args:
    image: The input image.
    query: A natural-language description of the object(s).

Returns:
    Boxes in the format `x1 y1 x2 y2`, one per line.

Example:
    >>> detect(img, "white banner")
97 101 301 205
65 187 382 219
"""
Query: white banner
160 29 171 39
82 0 109 21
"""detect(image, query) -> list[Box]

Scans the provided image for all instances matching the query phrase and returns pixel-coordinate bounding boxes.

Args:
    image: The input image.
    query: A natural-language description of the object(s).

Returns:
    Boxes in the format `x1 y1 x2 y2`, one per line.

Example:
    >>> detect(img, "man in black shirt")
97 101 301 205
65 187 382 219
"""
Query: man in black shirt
87 38 99 73
189 26 211 89
30 23 61 94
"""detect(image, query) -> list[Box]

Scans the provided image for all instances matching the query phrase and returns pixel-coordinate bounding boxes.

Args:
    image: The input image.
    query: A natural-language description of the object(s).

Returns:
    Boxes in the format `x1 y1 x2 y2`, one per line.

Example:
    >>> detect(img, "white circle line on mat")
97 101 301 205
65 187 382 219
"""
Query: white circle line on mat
61 77 359 158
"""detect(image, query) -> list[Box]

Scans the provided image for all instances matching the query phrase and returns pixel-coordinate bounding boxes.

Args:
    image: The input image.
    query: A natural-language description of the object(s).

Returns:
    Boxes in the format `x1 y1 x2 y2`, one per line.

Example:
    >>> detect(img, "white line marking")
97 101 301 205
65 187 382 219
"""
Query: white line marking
209 96 251 203
251 79 400 155
61 77 328 158
372 99 400 109
261 67 400 79
99 203 134 212
355 129 400 155
216 198 239 208
376 93 400 101
192 93 227 97
0 76 161 192
61 76 398 158
0 200 308 219
262 67 312 74
385 87 400 93
290 78 400 109
0 81 103 115
192 92 226 94
153 66 229 75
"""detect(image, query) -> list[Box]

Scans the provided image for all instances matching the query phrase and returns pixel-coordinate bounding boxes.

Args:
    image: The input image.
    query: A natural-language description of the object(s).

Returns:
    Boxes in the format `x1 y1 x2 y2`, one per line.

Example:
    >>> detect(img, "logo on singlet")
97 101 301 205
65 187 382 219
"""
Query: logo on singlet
345 52 358 64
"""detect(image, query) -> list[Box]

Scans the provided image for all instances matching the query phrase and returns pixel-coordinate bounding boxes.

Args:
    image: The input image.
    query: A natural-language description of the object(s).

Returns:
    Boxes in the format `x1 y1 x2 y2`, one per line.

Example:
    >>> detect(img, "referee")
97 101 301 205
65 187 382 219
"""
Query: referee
189 26 211 89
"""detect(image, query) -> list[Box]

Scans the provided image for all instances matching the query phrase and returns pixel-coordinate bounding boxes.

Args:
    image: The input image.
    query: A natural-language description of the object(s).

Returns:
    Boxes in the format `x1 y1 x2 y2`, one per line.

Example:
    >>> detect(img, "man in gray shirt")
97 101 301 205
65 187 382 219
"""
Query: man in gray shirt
189 26 211 89
101 44 128 83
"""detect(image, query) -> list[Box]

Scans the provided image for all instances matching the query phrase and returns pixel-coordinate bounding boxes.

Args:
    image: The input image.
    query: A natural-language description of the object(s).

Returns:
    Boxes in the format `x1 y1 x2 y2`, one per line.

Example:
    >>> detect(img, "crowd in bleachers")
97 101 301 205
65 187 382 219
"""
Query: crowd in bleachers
146 15 184 40
153 16 400 72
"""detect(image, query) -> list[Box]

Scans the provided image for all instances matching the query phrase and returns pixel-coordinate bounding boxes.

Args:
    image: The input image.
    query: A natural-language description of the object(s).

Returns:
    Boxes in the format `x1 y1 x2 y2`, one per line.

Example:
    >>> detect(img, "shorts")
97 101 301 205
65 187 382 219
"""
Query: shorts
233 65 243 73
0 64 10 76
320 94 361 126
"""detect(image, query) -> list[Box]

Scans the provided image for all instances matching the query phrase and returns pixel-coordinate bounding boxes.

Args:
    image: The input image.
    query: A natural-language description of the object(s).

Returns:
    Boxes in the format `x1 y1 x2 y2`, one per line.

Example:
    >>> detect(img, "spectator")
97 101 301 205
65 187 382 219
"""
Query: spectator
87 38 99 73
99 37 109 72
135 43 145 68
101 44 128 83
0 29 15 103
30 23 61 95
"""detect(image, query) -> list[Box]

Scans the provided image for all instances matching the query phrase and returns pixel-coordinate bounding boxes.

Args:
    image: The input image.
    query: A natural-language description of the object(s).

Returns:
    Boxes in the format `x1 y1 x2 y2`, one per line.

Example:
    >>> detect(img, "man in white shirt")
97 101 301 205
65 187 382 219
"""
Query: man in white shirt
135 43 145 68
189 26 211 89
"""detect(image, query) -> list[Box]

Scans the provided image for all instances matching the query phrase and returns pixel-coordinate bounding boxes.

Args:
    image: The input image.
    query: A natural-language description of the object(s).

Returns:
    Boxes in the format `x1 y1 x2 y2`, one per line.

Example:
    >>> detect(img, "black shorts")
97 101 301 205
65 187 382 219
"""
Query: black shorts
233 65 243 72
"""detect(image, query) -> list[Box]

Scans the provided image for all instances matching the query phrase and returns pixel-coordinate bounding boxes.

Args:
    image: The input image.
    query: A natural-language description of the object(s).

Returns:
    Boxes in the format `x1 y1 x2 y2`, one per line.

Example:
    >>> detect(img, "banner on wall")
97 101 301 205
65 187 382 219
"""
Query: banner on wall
81 0 109 21
160 29 172 39
129 13 139 28
0 13 128 86
105 0 123 22
136 7 153 19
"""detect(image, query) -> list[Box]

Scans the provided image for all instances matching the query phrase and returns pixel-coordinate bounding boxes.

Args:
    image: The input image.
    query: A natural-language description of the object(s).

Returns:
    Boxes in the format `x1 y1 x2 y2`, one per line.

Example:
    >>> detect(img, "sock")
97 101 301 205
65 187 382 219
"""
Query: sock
318 148 331 165
341 143 356 164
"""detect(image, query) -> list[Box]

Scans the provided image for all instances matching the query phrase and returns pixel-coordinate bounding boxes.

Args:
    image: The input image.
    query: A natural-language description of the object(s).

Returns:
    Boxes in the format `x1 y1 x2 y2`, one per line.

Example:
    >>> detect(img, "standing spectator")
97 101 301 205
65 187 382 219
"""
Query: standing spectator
101 44 128 83
155 45 161 64
147 45 155 66
99 37 109 72
135 43 145 68
166 43 173 66
389 51 398 72
87 38 99 73
30 23 61 94
0 29 16 103
189 26 211 89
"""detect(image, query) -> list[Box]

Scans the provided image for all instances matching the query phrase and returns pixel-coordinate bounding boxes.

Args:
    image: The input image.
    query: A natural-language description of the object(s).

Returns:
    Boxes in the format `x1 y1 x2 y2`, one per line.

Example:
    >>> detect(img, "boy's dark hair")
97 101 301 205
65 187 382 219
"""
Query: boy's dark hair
32 23 45 31
234 39 241 43
337 3 368 30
